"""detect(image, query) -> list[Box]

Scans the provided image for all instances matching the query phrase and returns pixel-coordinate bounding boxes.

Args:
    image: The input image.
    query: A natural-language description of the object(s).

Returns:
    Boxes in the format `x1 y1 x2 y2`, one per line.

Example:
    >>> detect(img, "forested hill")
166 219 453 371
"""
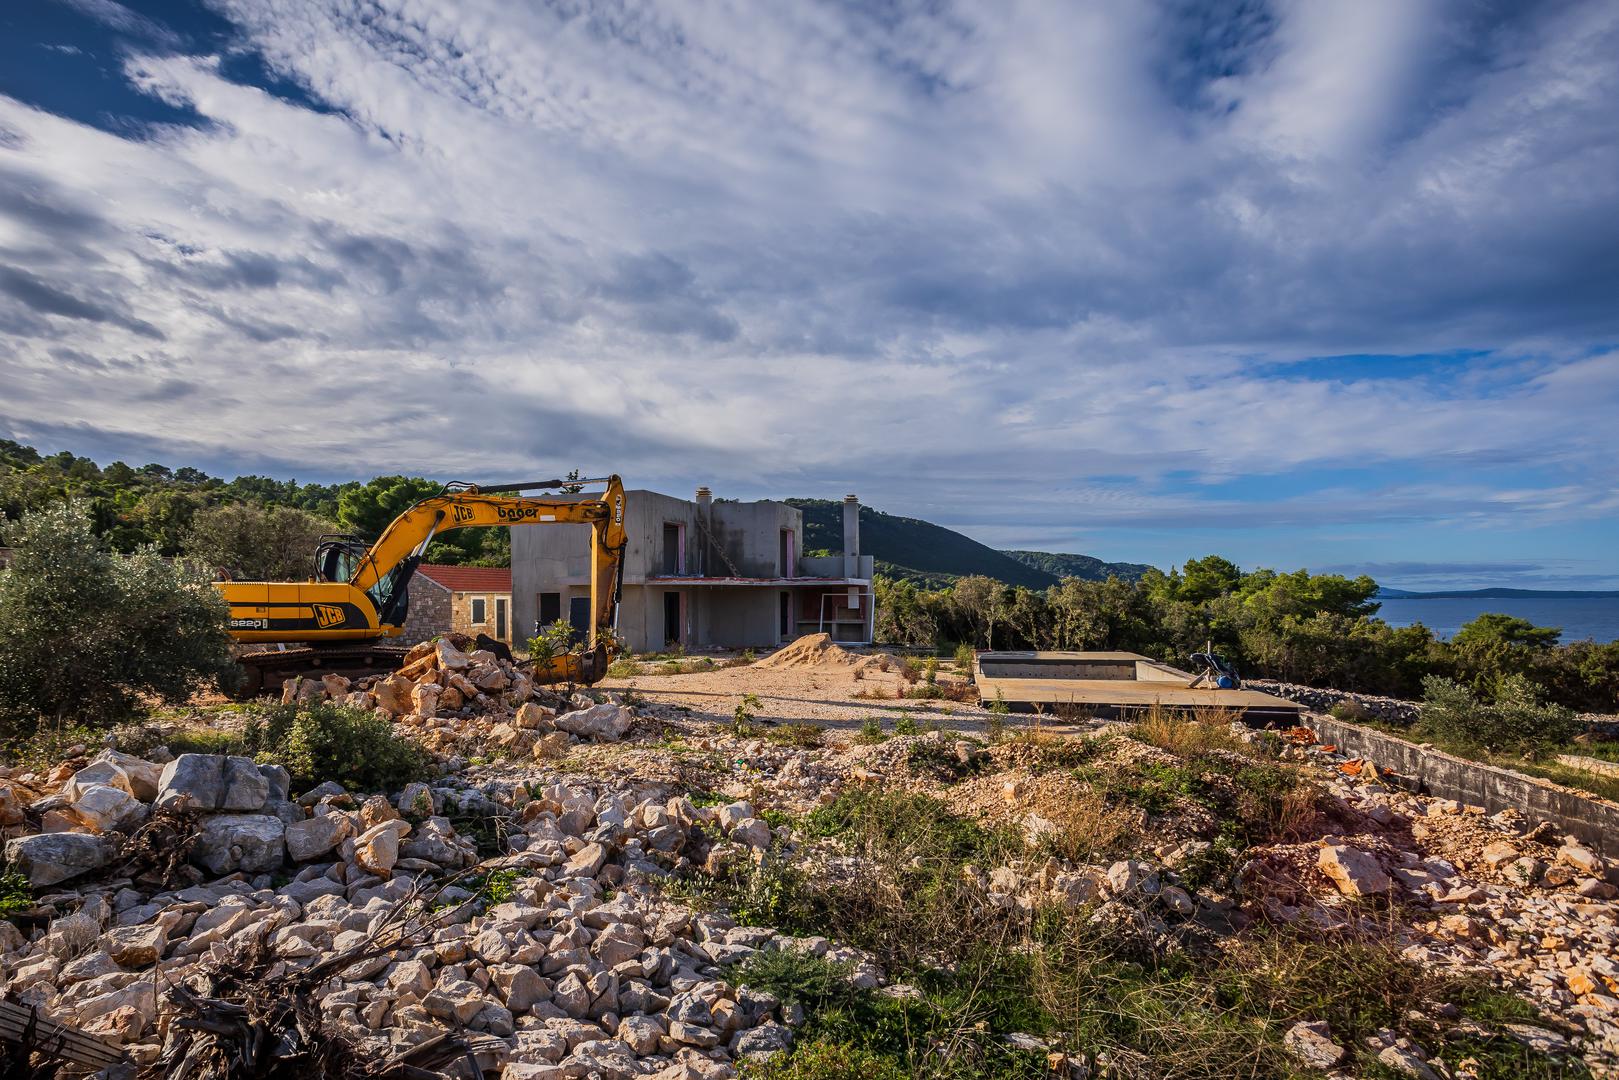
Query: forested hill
785 499 1151 589
1001 549 1154 584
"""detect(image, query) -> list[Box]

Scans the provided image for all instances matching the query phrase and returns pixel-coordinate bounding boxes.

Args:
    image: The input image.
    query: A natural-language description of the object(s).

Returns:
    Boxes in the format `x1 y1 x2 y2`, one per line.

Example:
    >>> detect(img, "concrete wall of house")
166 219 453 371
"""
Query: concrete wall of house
709 501 802 577
512 519 592 645
1309 713 1619 866
404 577 452 642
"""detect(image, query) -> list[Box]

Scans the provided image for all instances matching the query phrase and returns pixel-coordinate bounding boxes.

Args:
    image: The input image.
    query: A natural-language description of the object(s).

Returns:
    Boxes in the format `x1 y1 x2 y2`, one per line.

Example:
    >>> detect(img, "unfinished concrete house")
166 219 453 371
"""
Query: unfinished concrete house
512 488 874 653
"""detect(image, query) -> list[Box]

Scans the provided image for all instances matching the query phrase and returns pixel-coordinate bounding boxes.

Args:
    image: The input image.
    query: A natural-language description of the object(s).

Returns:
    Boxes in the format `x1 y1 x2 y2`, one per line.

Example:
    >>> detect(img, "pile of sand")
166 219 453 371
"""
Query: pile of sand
756 633 903 672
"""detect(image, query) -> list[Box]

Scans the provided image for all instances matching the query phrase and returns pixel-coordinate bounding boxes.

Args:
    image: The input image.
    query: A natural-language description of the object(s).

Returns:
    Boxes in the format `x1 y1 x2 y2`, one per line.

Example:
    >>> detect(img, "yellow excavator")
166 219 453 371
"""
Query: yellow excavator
217 475 626 696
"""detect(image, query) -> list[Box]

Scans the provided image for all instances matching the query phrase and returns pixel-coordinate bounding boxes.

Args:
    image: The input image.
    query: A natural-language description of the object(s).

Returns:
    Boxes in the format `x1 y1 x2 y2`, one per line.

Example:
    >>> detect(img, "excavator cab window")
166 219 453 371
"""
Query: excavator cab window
315 537 368 584
315 536 411 624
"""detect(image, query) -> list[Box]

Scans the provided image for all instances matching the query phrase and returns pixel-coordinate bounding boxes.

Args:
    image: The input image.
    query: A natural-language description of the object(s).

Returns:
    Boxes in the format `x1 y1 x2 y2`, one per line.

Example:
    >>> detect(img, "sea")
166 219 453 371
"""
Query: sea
1376 597 1619 644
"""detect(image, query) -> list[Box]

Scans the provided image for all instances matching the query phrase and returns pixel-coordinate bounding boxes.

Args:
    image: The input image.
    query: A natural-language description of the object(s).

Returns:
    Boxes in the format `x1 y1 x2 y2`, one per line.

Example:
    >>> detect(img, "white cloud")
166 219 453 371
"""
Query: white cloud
0 0 1617 555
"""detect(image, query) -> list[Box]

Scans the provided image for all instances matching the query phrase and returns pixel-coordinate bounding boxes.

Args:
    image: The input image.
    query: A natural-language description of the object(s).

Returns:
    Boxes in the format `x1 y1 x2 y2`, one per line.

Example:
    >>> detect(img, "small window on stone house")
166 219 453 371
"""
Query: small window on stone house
471 597 486 624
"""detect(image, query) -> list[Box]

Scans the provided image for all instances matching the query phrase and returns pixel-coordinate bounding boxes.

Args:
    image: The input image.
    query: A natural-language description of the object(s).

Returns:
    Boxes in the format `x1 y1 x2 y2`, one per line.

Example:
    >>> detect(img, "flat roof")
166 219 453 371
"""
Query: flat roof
977 650 1151 662
975 676 1302 713
642 576 870 587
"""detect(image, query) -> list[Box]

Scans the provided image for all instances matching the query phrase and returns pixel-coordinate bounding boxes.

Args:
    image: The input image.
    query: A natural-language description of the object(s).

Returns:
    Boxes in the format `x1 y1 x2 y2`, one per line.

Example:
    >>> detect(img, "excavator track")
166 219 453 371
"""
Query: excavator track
231 643 414 699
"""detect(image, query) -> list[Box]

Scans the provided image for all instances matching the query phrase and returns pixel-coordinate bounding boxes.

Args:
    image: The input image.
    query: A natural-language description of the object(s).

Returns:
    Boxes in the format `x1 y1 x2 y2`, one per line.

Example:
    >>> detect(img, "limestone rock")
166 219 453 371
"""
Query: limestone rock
554 703 633 742
70 784 146 833
729 818 771 849
374 674 416 715
101 924 165 968
436 638 472 671
355 819 411 877
156 754 271 812
1283 1021 1344 1069
285 813 353 862
515 703 557 730
5 832 113 887
193 813 286 875
1317 844 1391 897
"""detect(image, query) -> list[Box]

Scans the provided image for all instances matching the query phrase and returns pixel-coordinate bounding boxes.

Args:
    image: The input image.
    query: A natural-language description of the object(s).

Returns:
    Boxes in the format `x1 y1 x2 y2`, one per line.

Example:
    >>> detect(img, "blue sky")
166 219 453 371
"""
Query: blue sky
1 0 1617 589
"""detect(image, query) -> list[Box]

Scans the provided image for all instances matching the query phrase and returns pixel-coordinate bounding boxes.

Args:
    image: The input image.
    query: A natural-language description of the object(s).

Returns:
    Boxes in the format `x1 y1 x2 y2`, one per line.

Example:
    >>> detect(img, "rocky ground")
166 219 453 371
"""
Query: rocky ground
0 639 1615 1079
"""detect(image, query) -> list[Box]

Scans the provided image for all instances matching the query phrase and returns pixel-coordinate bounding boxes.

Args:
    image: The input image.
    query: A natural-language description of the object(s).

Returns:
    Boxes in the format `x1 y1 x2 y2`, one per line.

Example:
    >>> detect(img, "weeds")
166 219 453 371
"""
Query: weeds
0 869 32 917
954 642 975 673
733 693 763 737
766 723 826 749
855 719 886 744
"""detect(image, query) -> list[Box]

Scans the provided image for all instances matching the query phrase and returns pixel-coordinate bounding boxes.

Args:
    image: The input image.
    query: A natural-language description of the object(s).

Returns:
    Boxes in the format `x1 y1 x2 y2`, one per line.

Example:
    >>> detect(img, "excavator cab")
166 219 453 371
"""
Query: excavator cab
315 536 413 626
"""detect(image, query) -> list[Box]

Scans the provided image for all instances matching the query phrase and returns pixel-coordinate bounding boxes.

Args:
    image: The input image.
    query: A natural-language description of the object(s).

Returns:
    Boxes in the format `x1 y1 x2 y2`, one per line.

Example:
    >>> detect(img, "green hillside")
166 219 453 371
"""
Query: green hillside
786 499 1150 589
1002 549 1153 583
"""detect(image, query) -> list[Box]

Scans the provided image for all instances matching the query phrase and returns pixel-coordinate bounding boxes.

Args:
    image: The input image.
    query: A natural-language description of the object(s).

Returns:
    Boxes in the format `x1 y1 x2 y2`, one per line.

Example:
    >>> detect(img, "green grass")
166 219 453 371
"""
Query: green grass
0 869 33 917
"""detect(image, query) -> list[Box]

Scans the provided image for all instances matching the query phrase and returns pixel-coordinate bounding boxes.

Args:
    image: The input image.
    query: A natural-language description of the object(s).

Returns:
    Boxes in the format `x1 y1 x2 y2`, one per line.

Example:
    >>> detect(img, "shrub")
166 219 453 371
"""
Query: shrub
1421 674 1579 758
1329 699 1372 723
766 722 825 748
0 869 32 918
528 619 575 666
732 693 763 736
0 503 235 740
856 719 886 744
268 702 433 793
954 642 975 673
184 503 334 581
736 950 862 1011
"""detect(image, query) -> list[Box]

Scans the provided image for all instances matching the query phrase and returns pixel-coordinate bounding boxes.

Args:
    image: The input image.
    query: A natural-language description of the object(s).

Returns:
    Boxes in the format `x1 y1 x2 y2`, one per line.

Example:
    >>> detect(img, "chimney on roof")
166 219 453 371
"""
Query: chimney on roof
695 486 713 578
842 494 860 577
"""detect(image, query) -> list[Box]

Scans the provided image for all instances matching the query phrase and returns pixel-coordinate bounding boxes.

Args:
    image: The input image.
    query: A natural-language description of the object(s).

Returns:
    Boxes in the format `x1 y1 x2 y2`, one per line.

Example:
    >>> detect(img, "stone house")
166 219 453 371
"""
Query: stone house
402 564 514 644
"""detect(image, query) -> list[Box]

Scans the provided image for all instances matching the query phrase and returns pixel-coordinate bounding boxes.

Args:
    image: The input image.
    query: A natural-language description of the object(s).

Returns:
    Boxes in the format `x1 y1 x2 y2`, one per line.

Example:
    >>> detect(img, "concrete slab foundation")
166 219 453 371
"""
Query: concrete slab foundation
973 650 1305 722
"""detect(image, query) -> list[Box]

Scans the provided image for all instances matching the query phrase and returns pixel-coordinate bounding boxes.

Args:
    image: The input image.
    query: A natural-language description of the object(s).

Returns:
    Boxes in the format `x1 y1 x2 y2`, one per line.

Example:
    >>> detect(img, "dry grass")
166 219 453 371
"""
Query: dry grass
1130 704 1249 757
851 685 894 700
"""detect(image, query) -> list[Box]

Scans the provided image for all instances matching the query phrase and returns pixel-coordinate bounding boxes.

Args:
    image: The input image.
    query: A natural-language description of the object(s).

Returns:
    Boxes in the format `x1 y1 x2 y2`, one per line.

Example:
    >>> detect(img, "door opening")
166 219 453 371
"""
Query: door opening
663 591 682 647
538 592 561 628
662 523 683 575
780 591 791 640
568 596 591 645
495 597 508 640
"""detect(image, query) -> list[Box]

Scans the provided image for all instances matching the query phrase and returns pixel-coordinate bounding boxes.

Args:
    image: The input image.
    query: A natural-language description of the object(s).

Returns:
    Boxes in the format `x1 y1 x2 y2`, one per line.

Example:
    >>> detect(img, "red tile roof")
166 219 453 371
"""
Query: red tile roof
416 564 511 592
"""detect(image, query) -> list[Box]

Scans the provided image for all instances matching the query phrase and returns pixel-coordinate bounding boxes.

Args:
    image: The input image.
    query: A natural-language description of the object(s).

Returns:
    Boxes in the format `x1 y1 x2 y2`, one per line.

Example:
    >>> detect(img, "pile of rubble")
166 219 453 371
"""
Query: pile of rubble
4 749 480 890
0 750 858 1076
282 635 639 760
1276 723 1619 1068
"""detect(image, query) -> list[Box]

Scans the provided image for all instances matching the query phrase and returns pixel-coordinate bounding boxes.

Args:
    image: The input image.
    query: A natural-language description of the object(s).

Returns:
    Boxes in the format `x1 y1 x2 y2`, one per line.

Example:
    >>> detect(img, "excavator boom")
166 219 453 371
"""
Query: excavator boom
217 476 626 695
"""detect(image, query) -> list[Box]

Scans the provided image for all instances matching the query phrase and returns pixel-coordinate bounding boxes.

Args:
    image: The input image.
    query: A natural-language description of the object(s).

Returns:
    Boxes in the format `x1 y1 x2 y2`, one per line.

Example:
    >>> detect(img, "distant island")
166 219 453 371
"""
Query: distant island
1377 587 1619 599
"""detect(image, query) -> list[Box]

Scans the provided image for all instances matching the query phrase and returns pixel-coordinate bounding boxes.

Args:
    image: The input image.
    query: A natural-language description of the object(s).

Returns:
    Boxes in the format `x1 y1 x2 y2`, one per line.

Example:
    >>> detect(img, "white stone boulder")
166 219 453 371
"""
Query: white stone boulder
1317 843 1391 897
554 703 633 742
156 754 275 812
193 814 286 875
4 832 113 887
285 813 353 862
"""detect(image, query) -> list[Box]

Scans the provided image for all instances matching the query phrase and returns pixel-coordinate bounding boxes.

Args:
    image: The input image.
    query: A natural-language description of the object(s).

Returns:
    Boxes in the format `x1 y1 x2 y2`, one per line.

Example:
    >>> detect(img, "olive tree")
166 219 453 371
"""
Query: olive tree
0 503 234 738
184 502 333 581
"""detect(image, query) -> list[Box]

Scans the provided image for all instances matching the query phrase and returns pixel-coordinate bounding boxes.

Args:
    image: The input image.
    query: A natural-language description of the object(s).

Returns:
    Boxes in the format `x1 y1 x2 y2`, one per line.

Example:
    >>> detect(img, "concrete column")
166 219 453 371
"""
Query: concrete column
842 494 860 578
843 495 865 639
694 486 712 578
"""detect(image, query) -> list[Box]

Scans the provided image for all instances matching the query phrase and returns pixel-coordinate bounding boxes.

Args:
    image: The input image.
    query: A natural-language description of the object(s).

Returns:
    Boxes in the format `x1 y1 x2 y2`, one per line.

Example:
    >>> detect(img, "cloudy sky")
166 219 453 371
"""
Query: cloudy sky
2 0 1617 588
